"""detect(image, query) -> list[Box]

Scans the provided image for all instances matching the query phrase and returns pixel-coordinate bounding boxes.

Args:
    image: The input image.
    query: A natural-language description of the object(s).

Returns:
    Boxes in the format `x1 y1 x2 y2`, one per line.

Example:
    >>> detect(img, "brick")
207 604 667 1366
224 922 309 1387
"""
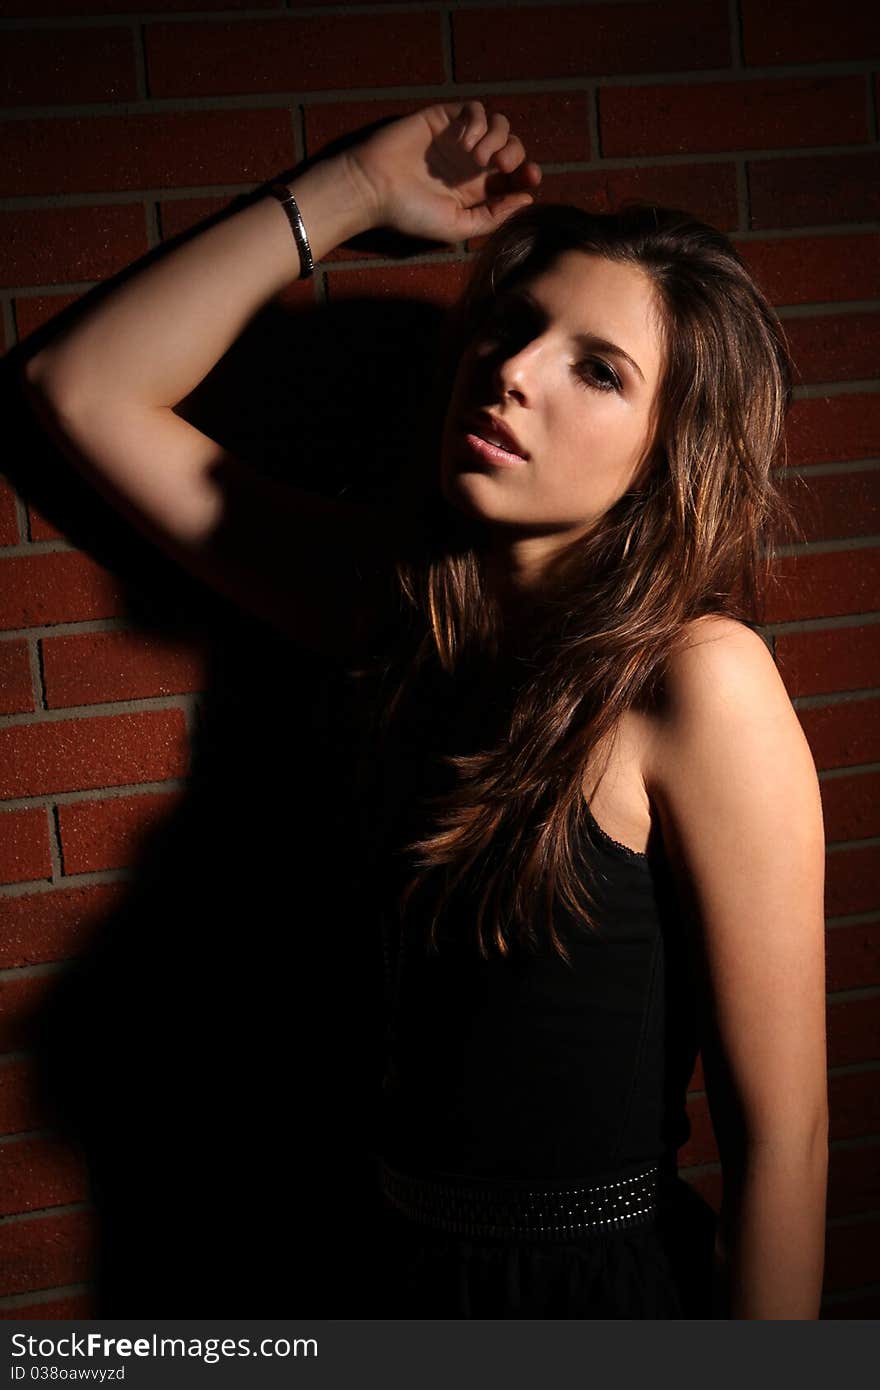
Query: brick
0 1208 94 1299
784 313 880 387
828 1143 880 1219
828 996 880 1069
688 1053 705 1092
749 153 880 230
0 552 126 631
0 479 19 546
0 809 51 887
14 294 80 344
778 470 880 547
0 883 125 970
824 1216 880 1292
0 641 33 714
58 790 184 875
326 261 471 308
26 506 62 544
525 164 739 233
0 1292 96 1319
823 1290 880 1317
738 233 880 306
453 0 729 81
0 1134 89 1218
305 92 593 166
767 550 880 625
600 77 867 158
786 396 880 469
0 708 189 800
42 630 206 709
826 925 880 993
678 1094 719 1167
0 206 146 291
829 1070 880 1142
158 195 239 242
145 13 443 98
798 697 880 772
0 2 269 14
0 110 294 199
775 624 880 699
819 772 880 844
0 972 61 1054
741 0 880 65
0 27 135 107
0 1058 49 1136
826 846 880 918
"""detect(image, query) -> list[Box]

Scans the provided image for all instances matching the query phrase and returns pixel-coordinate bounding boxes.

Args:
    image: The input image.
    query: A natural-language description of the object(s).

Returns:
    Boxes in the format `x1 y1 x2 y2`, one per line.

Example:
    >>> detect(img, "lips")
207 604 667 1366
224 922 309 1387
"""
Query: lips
464 411 529 460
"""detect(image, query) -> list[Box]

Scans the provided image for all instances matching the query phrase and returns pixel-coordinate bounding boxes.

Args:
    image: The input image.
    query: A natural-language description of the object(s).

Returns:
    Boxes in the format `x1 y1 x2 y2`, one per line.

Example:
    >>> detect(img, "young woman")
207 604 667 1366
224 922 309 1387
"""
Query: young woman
21 100 828 1320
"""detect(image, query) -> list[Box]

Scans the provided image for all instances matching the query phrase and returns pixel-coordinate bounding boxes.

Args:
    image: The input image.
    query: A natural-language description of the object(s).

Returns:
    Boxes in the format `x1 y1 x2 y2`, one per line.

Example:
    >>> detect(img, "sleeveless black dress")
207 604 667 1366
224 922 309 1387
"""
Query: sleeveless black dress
349 643 721 1319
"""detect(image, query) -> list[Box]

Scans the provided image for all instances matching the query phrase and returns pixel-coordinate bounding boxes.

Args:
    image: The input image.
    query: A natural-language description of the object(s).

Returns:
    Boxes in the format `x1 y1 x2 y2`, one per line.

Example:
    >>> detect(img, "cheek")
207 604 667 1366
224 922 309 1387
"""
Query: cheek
572 402 650 461
547 409 649 505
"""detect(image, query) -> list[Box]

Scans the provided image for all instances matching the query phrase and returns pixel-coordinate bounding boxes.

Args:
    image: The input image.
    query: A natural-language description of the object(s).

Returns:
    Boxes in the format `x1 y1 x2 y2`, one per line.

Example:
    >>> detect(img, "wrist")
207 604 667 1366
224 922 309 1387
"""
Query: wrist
279 153 378 269
339 149 387 233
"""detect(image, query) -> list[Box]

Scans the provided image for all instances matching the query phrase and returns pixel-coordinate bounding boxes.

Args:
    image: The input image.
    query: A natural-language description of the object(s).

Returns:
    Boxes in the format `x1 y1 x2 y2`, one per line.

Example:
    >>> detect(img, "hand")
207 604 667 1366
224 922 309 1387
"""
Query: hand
345 100 543 244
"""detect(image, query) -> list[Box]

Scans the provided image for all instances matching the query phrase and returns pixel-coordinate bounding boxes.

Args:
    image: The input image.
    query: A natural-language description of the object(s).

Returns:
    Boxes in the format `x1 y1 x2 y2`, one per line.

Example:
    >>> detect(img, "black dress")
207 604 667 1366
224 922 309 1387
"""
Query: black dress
351 647 721 1319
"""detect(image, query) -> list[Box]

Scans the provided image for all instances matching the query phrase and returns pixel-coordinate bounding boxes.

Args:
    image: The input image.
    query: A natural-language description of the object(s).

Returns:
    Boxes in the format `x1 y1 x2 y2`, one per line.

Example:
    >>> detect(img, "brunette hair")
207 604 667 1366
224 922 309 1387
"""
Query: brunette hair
361 201 802 964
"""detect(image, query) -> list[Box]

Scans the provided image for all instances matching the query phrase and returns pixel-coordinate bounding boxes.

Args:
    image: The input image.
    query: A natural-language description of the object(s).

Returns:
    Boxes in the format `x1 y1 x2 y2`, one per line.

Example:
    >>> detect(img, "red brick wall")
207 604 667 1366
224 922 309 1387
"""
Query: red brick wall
1 0 878 1318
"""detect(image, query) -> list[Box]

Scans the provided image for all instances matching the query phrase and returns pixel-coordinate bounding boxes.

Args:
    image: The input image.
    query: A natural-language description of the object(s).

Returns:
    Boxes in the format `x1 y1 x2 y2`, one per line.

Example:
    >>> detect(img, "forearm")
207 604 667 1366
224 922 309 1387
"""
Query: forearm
25 152 375 411
715 1140 828 1319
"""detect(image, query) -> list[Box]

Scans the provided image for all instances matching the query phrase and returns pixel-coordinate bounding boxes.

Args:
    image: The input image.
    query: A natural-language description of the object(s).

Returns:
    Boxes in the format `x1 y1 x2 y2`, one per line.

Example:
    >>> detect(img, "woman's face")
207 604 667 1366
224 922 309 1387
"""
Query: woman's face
439 250 665 543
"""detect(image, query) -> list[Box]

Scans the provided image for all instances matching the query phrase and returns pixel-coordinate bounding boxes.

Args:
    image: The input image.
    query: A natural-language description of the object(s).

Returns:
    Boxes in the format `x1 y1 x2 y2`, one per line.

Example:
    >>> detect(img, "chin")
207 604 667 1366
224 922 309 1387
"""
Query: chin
439 463 500 522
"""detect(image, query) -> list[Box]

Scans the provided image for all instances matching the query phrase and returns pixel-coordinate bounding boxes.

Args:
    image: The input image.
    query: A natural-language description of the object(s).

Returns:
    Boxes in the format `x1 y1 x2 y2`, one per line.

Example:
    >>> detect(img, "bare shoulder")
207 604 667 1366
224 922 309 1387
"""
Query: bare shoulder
657 614 784 715
644 612 824 862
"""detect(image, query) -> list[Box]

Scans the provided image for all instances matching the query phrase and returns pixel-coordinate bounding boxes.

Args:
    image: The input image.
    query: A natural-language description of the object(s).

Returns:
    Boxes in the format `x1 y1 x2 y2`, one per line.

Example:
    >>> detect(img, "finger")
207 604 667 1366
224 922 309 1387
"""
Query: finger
492 133 527 173
472 112 511 167
482 158 542 208
458 99 488 151
471 192 535 234
515 158 543 188
501 157 542 190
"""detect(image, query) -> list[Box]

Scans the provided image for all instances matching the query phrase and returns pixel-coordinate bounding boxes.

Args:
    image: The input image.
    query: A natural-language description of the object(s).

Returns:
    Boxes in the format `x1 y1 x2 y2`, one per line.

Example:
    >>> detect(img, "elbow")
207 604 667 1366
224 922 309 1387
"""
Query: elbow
19 350 92 422
718 1106 829 1182
21 349 57 392
725 1120 829 1184
19 350 61 409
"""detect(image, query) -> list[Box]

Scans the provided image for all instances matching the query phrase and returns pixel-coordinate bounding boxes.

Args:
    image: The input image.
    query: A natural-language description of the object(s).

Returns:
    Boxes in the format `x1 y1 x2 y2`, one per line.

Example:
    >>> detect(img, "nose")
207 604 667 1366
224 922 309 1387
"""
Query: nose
491 336 543 405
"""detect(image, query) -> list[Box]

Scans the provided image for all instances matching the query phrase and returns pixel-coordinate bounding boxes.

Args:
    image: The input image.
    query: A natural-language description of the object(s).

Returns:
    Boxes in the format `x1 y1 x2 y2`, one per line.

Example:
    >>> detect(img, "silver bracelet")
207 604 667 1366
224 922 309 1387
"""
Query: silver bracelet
267 181 315 280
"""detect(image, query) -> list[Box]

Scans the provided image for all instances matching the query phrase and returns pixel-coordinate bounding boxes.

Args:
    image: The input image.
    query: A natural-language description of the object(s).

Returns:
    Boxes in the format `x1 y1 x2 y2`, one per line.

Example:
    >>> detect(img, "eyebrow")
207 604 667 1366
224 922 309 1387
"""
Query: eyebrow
510 287 646 385
573 332 646 384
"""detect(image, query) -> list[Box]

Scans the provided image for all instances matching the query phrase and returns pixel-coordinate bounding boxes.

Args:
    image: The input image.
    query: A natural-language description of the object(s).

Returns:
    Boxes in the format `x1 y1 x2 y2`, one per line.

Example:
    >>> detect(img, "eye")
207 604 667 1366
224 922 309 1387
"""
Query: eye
576 358 621 393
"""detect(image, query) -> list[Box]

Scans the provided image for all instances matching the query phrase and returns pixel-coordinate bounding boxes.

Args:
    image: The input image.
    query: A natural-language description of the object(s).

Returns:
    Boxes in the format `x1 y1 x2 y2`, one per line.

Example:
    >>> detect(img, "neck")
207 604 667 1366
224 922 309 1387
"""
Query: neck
481 528 583 640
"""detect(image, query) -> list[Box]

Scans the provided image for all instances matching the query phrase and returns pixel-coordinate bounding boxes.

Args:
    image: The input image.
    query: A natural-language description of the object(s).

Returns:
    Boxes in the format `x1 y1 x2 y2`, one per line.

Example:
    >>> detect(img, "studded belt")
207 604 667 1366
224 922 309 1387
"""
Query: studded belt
380 1157 663 1242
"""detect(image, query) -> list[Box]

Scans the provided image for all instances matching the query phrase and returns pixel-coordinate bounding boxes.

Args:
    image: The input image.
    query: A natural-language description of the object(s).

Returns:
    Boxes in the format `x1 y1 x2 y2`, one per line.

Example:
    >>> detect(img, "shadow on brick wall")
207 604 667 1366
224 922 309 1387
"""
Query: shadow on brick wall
4 272 452 1314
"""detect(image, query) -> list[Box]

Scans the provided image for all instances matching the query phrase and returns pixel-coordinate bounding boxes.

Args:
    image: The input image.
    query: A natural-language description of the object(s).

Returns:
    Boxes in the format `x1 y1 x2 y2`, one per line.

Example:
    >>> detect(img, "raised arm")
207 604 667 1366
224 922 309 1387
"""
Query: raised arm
17 102 541 656
645 615 829 1319
18 154 394 656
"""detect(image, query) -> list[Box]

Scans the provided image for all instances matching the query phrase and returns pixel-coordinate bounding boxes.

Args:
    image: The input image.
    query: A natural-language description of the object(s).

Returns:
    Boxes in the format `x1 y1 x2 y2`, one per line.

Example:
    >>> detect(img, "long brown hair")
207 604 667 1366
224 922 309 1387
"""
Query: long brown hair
362 202 802 965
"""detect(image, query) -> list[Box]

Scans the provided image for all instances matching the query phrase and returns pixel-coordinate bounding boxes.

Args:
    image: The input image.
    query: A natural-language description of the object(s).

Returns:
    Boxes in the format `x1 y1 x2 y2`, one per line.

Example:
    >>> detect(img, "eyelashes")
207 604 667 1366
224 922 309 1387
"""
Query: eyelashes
576 358 621 393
